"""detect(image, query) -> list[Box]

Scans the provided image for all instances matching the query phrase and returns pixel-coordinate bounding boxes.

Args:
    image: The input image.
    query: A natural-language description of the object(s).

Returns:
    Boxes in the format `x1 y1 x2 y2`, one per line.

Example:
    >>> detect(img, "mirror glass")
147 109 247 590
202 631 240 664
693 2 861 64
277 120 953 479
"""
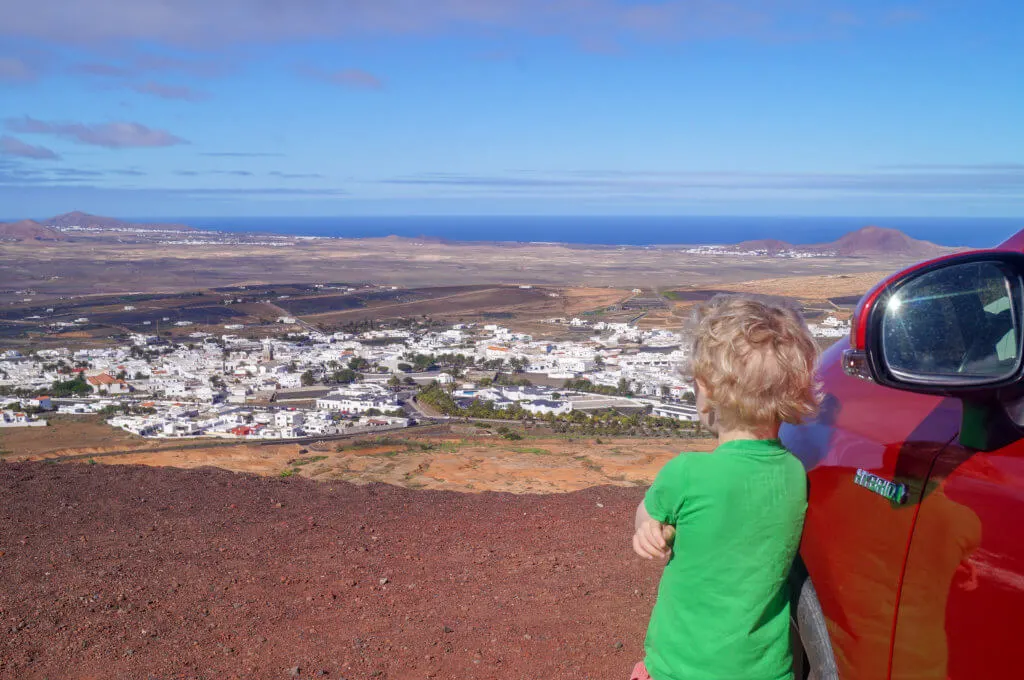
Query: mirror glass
881 261 1021 384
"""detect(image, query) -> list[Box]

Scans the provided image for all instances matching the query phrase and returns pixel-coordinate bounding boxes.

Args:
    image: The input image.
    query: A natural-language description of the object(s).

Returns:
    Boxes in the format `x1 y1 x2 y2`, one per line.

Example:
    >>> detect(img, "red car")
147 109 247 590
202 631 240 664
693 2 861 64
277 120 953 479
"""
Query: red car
782 230 1024 680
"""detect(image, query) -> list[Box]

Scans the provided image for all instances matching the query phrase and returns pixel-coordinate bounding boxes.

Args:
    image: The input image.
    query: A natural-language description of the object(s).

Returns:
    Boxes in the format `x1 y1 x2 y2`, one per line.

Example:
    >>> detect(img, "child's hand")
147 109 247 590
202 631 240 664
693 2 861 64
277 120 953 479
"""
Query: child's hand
633 519 674 561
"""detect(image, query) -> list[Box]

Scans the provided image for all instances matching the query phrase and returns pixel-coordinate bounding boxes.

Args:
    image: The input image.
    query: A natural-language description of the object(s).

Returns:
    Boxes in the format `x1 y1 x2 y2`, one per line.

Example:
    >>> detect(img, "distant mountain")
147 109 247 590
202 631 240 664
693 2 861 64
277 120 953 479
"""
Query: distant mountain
822 225 948 257
0 219 68 242
43 211 195 232
731 225 951 258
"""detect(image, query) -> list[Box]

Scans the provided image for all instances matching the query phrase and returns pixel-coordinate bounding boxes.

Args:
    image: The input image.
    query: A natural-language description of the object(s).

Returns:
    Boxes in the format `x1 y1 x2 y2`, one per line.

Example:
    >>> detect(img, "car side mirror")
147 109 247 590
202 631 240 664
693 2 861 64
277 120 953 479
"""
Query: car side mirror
843 251 1024 450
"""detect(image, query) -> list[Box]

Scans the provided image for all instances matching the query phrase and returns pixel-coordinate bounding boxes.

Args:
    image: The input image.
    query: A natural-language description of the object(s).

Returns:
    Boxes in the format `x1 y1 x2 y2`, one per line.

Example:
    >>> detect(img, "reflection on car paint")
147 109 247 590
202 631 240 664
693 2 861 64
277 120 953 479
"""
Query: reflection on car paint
784 340 961 680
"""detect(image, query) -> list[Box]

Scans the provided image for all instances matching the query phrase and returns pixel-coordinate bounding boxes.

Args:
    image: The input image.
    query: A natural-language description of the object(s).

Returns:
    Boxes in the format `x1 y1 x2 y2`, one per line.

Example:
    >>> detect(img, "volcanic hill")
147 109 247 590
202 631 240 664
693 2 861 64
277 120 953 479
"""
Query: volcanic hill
0 219 67 242
735 225 951 258
43 211 195 232
825 225 947 257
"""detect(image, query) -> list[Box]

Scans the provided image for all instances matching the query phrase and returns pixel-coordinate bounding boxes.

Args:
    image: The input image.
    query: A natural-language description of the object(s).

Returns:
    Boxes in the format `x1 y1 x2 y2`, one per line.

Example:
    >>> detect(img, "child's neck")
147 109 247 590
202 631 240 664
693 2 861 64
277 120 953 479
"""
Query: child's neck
717 422 780 445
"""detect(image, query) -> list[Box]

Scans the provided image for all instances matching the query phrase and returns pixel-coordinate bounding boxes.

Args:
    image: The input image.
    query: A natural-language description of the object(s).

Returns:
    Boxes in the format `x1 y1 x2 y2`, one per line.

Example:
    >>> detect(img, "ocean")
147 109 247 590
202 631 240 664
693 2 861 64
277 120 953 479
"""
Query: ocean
154 216 1022 248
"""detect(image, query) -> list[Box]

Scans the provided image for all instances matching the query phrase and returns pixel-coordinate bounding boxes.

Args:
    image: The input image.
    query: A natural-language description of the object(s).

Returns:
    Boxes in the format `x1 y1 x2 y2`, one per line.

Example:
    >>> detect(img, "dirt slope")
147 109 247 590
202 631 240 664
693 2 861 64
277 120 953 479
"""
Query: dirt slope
0 462 659 680
0 219 67 242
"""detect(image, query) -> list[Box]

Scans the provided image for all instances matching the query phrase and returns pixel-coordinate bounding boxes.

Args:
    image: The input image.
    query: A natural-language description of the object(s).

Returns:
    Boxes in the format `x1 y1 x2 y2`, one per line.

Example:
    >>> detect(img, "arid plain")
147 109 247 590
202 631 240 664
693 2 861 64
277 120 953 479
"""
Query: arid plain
3 227 929 297
0 220 960 679
0 220 941 492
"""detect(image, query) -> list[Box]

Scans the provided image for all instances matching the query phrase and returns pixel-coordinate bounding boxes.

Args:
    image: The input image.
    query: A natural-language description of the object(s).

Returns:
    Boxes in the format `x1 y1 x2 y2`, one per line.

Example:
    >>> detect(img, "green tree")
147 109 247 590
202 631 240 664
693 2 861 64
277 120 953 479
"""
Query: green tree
348 357 371 371
49 374 92 397
616 377 632 396
330 368 358 384
301 370 316 386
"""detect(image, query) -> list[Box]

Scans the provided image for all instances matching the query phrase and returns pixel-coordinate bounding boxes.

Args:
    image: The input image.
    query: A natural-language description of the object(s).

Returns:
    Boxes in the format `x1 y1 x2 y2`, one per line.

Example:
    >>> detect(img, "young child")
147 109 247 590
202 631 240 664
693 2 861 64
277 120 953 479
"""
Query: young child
631 296 819 680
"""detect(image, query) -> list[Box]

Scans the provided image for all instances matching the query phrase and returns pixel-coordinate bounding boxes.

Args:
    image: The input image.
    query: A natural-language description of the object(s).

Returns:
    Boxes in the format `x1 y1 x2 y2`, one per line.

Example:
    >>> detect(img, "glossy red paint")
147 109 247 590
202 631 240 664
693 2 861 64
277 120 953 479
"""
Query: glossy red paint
997 231 1024 252
782 341 961 679
784 233 1024 679
889 442 1024 679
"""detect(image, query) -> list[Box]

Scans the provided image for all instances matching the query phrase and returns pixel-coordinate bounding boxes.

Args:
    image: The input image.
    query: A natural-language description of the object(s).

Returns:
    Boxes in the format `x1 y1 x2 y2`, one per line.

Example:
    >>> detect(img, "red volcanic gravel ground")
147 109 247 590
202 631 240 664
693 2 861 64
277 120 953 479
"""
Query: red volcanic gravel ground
0 462 661 680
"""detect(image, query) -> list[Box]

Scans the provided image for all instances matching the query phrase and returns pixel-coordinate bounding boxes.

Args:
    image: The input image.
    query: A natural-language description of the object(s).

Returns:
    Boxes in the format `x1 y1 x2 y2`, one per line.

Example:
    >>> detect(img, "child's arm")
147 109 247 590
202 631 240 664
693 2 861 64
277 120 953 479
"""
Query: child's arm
632 501 673 560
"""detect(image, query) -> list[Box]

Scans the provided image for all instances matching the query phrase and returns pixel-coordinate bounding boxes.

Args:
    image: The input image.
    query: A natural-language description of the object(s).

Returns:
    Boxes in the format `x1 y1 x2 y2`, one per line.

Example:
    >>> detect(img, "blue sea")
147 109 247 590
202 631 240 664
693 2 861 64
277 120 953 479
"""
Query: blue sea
158 216 1021 248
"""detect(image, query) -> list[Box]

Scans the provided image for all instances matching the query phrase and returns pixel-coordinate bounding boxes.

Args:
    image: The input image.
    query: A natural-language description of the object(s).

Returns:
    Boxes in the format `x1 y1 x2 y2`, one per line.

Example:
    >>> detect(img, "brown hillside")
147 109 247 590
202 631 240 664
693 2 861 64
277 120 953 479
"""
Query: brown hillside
822 225 949 257
734 238 790 254
727 226 951 258
0 219 67 242
0 462 656 679
44 211 195 232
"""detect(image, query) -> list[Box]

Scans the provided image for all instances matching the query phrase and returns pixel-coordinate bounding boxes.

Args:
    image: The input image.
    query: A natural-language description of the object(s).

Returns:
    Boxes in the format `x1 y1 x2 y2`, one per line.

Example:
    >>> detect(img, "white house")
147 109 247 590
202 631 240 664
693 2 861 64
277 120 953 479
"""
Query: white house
86 373 130 395
316 393 398 414
23 396 53 411
520 399 573 416
0 410 47 428
275 411 304 428
652 403 700 422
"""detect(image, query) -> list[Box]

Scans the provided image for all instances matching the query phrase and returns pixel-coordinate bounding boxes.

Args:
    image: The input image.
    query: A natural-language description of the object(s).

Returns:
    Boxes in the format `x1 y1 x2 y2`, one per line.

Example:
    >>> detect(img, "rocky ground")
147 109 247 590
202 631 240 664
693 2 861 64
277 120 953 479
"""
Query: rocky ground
1 461 661 679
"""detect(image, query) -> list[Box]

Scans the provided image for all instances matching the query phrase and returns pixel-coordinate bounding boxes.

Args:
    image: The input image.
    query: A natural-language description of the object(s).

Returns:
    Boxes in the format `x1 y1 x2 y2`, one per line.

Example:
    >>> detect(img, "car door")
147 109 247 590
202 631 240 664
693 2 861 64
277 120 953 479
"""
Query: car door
890 436 1024 679
782 339 962 680
840 245 1024 680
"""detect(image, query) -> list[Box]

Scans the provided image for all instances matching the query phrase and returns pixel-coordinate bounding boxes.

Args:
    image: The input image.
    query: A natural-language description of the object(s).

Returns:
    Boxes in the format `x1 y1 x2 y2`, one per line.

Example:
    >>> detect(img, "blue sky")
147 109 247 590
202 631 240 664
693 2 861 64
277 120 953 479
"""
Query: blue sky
0 0 1022 218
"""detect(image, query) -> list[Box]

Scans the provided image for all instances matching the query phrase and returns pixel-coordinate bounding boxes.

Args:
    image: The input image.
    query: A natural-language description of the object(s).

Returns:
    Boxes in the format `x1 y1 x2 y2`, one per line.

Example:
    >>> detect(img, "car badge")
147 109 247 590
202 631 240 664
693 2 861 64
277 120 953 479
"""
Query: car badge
854 469 909 505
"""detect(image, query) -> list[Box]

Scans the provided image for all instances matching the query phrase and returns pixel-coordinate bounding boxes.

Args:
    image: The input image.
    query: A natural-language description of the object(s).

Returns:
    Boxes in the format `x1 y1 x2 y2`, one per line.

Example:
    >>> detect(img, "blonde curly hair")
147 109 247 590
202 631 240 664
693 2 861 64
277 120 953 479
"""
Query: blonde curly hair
688 296 821 429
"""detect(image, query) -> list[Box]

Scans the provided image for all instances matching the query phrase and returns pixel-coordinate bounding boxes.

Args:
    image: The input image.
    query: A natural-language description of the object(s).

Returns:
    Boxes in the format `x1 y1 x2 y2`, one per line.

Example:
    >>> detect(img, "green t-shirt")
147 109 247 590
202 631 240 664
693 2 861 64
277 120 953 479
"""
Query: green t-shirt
642 439 807 680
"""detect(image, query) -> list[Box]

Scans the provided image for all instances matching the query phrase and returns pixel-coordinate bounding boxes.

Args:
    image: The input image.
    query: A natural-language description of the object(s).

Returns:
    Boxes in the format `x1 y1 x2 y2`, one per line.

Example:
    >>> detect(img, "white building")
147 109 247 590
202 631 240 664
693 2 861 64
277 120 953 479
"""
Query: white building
86 373 130 395
520 399 573 416
0 410 47 428
275 411 304 428
316 392 398 414
652 403 700 422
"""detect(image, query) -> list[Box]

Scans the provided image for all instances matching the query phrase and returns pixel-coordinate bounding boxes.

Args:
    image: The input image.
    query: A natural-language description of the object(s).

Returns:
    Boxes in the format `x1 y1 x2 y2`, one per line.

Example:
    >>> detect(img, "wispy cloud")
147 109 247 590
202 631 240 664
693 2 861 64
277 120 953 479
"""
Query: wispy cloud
201 151 284 158
175 187 346 197
0 135 60 160
297 65 385 90
71 62 135 78
0 0 829 47
0 163 115 185
71 54 226 79
877 163 1024 172
176 169 323 179
131 53 228 78
0 182 348 207
5 116 187 149
381 167 1024 197
0 56 38 82
270 171 325 179
130 81 210 101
